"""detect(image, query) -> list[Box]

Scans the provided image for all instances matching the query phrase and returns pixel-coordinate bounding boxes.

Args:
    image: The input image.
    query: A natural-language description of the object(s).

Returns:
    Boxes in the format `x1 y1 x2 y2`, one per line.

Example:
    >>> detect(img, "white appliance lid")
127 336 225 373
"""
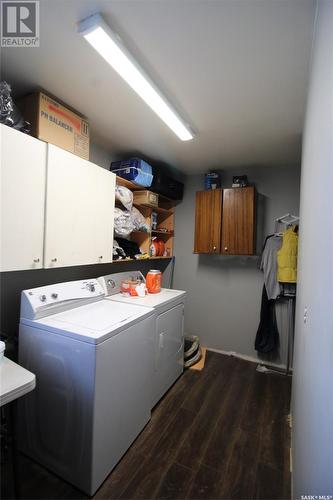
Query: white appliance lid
108 288 186 309
21 300 154 344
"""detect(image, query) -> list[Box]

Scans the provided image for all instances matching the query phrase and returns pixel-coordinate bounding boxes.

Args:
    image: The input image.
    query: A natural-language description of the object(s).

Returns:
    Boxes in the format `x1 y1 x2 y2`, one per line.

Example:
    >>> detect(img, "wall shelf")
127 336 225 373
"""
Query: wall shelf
116 176 177 207
115 176 146 192
134 203 173 215
115 176 175 258
114 256 172 264
151 230 174 236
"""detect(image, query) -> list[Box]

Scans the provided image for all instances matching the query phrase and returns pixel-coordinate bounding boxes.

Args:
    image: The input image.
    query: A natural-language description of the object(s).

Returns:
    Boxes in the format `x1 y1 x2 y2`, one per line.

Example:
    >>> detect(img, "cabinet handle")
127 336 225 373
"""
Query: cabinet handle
99 256 103 259
51 258 57 262
224 247 228 252
33 258 40 263
213 246 217 251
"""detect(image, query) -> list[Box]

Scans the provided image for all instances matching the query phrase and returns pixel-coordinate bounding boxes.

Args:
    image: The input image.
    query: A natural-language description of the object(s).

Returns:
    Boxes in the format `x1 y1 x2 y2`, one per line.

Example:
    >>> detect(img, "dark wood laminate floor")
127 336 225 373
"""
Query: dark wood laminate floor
16 352 291 500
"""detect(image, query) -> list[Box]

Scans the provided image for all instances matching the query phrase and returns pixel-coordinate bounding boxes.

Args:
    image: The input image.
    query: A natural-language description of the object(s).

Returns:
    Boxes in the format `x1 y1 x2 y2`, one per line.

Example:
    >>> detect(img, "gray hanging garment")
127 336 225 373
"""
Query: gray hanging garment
255 234 282 353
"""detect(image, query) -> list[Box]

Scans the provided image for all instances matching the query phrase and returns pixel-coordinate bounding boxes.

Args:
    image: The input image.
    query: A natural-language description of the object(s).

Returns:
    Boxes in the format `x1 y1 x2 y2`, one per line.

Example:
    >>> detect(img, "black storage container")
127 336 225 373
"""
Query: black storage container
150 168 184 201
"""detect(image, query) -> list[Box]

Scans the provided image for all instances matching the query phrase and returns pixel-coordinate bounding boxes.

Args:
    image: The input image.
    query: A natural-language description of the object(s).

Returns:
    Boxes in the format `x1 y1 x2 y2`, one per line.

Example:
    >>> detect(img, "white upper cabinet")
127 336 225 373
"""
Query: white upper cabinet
44 144 115 268
1 127 115 272
0 125 46 271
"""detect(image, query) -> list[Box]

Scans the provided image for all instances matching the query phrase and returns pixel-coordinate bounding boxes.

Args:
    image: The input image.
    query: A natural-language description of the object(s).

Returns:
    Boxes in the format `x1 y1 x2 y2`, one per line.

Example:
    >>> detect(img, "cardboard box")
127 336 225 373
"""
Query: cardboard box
133 190 159 208
18 92 89 160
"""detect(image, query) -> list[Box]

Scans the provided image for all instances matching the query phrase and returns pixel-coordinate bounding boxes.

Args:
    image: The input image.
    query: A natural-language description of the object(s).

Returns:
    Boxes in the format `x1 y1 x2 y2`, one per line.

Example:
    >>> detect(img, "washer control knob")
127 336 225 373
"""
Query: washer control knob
40 294 47 302
107 279 116 288
51 293 58 299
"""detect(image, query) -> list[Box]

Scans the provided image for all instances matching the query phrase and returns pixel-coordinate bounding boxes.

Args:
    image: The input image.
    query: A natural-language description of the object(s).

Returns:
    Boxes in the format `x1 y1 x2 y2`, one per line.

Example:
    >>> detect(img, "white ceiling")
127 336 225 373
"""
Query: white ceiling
1 0 316 174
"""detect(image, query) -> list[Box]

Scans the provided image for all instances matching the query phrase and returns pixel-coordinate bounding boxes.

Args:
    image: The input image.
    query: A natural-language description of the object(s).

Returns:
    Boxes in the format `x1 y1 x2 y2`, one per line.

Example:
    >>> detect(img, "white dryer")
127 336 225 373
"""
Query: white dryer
98 272 186 407
18 279 155 495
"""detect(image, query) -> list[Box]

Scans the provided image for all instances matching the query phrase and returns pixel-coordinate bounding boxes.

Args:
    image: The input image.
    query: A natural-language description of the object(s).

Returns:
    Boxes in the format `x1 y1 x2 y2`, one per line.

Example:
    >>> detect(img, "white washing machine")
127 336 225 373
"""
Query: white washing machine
98 272 186 407
18 279 155 495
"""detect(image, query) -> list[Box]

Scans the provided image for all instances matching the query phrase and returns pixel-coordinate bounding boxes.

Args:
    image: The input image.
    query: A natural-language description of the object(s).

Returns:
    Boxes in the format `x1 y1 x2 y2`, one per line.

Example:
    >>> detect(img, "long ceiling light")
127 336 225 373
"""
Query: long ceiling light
78 13 194 141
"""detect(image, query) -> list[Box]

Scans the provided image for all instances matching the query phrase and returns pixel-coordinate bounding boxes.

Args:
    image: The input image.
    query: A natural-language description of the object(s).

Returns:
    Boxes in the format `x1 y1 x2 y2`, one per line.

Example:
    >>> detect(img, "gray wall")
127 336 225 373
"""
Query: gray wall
292 1 333 497
90 142 114 170
173 165 301 366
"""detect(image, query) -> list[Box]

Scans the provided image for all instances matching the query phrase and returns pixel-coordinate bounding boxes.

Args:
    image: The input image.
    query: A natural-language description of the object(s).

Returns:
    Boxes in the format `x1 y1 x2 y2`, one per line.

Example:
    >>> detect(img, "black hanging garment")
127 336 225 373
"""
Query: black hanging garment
255 285 279 353
255 232 281 353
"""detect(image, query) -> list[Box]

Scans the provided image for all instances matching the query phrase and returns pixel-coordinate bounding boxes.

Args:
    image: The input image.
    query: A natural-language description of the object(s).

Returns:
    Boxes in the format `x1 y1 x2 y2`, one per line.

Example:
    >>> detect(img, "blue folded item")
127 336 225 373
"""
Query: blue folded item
205 172 221 190
111 158 153 187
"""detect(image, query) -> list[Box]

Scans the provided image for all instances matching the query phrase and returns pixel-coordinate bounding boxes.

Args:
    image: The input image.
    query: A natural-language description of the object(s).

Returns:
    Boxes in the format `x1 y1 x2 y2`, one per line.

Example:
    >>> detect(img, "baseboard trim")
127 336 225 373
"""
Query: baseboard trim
206 347 289 371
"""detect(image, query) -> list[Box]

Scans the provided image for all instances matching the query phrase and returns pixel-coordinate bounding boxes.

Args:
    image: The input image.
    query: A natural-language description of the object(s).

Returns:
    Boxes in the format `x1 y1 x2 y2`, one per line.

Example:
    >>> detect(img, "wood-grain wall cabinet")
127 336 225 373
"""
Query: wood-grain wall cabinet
221 187 255 255
194 190 223 253
193 187 255 255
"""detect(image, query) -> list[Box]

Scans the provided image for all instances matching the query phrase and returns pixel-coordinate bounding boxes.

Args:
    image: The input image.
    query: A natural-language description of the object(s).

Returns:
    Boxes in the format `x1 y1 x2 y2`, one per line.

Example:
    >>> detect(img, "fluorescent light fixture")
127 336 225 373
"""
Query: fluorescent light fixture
78 13 194 141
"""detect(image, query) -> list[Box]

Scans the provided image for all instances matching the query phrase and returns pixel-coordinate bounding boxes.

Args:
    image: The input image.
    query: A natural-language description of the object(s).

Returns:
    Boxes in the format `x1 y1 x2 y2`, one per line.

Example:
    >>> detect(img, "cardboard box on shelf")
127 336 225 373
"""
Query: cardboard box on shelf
18 91 89 160
133 190 159 208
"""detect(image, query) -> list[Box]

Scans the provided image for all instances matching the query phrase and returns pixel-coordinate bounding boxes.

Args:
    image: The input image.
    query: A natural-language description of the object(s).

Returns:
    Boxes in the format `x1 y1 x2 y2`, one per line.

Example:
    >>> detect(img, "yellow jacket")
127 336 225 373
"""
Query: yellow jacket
277 227 298 283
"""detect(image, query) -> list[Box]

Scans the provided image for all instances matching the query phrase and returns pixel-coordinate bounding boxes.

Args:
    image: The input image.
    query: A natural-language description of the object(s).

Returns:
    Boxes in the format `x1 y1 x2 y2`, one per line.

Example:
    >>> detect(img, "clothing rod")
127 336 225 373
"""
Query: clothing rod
275 213 291 222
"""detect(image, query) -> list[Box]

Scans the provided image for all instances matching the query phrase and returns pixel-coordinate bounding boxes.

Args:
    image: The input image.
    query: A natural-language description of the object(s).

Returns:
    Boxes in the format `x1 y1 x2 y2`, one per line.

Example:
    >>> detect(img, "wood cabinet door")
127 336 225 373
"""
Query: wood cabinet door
221 187 255 255
194 190 222 253
44 145 115 268
0 125 46 271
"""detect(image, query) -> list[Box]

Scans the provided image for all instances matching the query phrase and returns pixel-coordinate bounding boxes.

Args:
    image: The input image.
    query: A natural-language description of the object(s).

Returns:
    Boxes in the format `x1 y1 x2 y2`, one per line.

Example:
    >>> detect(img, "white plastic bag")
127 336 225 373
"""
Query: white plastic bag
131 206 150 232
113 207 135 237
115 185 133 211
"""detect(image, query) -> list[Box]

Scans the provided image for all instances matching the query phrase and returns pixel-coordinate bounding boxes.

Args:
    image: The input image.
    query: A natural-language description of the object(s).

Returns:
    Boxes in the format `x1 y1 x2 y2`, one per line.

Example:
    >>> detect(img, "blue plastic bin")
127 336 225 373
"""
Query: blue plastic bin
111 158 153 187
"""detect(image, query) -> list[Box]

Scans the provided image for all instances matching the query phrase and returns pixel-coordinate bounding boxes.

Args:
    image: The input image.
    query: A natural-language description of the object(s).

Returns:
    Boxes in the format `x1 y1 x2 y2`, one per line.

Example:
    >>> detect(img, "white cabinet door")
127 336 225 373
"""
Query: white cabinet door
44 145 115 268
92 162 115 265
0 125 46 271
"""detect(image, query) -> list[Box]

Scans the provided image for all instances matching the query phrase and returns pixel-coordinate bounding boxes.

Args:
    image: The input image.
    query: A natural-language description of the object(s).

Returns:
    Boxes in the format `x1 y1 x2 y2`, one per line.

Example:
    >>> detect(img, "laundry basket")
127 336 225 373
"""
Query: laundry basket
184 335 202 368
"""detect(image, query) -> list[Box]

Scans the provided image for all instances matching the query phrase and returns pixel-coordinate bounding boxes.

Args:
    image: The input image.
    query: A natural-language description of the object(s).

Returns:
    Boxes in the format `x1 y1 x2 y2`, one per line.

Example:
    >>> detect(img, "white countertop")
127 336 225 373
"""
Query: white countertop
0 357 36 406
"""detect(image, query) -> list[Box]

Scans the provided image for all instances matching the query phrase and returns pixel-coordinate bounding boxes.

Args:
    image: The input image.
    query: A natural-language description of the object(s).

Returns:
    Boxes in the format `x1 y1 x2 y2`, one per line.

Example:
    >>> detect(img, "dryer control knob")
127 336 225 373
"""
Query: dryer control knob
40 294 47 302
51 293 58 299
